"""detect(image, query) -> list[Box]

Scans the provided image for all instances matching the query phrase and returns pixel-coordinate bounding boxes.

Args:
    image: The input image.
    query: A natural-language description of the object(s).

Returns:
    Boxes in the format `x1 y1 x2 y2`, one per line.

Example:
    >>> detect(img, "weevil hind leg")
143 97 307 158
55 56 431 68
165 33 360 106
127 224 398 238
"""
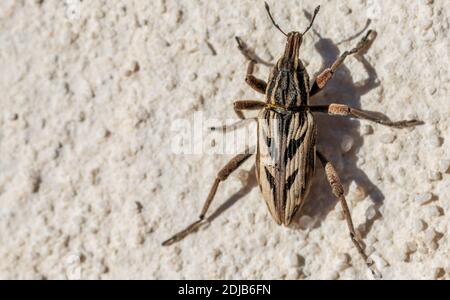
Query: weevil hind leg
162 151 254 246
310 30 375 96
235 37 268 94
309 104 424 128
316 150 381 278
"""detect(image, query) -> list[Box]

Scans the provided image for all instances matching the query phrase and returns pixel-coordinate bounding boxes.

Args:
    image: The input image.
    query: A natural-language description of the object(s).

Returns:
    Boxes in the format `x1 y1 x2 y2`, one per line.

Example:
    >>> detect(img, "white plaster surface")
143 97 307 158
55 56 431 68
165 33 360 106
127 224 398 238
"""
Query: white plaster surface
0 0 449 279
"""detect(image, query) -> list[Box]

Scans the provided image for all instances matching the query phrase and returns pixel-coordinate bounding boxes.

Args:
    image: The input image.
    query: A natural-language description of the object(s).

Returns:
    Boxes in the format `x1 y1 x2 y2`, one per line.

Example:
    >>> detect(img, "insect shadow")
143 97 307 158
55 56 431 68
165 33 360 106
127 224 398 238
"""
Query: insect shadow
206 24 384 239
293 24 384 237
207 165 257 223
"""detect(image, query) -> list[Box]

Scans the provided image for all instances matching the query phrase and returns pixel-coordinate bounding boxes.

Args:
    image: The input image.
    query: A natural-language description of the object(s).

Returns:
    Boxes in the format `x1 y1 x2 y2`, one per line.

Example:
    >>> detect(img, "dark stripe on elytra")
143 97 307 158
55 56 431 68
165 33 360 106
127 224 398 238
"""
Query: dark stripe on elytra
264 167 276 190
285 169 299 191
282 113 293 137
263 111 277 160
283 113 306 165
284 137 304 166
265 137 272 149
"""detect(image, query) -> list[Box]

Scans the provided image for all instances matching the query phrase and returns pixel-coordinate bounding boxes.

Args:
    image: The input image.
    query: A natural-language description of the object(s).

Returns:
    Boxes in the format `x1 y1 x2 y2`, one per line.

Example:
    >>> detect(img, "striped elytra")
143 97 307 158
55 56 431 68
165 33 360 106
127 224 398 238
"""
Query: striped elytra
256 108 316 225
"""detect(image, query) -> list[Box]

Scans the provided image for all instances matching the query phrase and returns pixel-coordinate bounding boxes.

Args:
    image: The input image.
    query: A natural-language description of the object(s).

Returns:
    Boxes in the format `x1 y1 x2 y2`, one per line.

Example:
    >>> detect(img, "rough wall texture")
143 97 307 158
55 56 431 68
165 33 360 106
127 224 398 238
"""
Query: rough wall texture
0 0 448 279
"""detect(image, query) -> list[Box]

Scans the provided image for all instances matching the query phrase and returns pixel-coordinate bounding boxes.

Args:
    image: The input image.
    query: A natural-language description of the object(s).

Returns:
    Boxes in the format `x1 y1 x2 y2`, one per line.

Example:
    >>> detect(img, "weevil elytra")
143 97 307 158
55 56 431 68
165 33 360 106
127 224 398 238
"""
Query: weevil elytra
162 2 422 277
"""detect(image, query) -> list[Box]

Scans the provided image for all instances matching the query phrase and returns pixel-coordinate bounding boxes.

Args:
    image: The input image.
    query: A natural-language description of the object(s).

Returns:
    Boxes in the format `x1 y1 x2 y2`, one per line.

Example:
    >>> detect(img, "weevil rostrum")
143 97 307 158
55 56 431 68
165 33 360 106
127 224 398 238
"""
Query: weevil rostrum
162 3 422 277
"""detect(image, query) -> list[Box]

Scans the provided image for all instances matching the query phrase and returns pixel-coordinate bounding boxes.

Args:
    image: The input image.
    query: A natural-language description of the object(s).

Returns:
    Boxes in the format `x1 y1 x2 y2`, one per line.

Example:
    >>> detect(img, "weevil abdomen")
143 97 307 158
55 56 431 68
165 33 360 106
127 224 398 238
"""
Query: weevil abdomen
256 108 316 225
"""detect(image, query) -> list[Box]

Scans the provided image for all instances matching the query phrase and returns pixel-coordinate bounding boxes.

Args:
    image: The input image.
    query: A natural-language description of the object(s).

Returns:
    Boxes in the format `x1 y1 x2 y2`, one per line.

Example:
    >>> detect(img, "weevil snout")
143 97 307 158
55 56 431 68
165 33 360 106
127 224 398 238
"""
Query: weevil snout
284 32 303 62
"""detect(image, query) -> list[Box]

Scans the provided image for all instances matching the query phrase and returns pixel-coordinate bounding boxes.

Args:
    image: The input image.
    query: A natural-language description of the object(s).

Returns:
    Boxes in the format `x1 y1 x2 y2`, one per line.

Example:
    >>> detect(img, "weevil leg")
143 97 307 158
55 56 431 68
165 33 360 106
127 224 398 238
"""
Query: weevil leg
316 151 381 278
309 104 423 128
235 37 268 94
310 30 375 96
162 151 254 246
234 100 266 119
209 118 257 132
209 100 265 131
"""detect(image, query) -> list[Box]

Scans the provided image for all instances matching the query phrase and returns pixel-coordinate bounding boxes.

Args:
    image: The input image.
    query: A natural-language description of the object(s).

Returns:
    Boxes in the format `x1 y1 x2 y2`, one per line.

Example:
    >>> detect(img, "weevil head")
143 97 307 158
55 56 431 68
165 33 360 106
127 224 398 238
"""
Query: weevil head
281 31 303 67
270 31 309 107
264 3 321 107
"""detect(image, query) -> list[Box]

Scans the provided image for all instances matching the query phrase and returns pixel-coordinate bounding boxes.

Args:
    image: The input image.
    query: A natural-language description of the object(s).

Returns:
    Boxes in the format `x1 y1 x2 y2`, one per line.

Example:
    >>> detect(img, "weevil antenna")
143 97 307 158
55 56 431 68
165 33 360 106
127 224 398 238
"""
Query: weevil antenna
264 2 288 37
303 5 320 35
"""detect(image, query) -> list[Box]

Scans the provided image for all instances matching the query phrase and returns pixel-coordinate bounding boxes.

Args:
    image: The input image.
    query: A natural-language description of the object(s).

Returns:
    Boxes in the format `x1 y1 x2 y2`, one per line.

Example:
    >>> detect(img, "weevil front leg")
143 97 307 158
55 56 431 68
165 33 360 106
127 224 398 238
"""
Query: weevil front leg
162 151 253 246
209 118 257 132
234 100 266 119
309 104 423 128
235 37 268 94
210 100 265 131
310 30 375 96
316 151 381 278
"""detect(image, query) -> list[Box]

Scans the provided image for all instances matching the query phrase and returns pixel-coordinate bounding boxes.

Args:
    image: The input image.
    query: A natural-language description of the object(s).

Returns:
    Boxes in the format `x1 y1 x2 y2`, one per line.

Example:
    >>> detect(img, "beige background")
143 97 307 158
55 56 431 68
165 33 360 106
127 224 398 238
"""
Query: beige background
0 0 449 279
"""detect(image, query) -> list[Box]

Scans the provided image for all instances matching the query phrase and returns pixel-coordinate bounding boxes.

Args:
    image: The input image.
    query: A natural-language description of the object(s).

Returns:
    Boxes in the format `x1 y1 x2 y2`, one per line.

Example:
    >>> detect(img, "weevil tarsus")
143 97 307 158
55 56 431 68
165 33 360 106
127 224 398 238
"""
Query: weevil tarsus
310 104 423 128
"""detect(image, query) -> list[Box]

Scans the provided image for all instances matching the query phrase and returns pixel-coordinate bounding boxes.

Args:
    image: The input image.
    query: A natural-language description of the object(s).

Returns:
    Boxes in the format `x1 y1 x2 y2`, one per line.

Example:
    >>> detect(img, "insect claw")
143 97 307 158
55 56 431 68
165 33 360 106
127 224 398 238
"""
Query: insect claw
389 119 425 128
409 120 425 126
363 29 376 44
235 36 243 49
161 237 176 247
162 219 207 246
209 125 227 132
368 262 383 280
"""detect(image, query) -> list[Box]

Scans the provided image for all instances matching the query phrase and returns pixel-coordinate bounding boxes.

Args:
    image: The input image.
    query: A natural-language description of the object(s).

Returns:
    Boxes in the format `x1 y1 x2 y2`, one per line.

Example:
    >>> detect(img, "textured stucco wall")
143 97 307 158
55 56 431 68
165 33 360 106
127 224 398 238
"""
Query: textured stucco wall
0 0 449 279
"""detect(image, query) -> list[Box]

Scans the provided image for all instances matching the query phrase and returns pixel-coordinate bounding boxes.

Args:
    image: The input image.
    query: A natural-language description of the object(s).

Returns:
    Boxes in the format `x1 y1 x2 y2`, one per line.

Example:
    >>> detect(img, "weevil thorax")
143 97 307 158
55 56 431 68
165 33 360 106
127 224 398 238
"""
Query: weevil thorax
266 32 310 109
